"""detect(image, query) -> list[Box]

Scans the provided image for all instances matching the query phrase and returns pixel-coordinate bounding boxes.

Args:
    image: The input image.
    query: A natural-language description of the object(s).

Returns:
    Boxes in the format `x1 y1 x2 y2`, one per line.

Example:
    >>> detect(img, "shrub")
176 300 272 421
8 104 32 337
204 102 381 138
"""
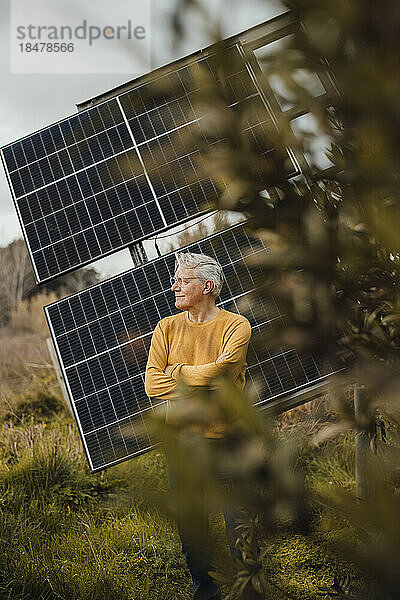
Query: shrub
2 373 68 424
0 426 123 521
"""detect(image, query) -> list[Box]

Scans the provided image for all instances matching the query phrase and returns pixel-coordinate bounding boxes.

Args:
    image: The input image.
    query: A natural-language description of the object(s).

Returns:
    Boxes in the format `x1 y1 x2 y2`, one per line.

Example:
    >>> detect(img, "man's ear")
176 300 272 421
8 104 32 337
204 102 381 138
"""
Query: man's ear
203 280 214 295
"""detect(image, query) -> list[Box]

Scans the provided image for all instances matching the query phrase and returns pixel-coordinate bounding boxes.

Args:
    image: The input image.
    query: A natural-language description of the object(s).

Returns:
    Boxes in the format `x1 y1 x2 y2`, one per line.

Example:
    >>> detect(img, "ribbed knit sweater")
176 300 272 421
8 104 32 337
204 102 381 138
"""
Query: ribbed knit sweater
144 308 251 401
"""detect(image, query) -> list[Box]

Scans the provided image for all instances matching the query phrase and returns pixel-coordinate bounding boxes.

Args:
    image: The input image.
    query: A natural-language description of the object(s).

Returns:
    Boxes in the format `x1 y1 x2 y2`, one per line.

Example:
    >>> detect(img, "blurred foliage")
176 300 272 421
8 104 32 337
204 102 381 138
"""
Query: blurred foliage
172 0 400 390
152 0 400 598
149 380 311 599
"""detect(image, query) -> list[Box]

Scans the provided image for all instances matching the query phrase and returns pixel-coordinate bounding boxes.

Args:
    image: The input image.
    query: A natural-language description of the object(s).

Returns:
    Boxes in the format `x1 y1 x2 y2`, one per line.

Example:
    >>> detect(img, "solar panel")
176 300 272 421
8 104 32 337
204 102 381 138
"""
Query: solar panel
1 39 297 284
45 223 339 472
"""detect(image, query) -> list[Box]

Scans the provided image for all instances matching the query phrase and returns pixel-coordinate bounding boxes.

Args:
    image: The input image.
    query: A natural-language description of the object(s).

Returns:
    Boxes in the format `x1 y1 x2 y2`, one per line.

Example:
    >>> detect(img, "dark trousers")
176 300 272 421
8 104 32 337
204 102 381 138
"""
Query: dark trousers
166 445 244 600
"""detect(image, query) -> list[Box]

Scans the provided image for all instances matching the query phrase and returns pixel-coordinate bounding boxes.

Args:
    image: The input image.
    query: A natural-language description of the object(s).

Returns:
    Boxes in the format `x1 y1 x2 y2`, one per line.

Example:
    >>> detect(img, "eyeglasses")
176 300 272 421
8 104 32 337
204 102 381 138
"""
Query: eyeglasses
170 276 201 287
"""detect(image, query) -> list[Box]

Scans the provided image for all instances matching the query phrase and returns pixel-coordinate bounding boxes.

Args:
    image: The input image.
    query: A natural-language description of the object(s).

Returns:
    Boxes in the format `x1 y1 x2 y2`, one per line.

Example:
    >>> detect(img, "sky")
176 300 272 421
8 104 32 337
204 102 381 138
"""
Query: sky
0 0 284 277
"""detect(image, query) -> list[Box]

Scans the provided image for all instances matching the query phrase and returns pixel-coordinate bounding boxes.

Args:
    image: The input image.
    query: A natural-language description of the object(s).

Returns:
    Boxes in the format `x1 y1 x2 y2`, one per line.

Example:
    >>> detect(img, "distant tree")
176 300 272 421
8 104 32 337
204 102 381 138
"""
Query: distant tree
0 239 35 325
166 211 234 251
0 238 100 325
38 266 101 298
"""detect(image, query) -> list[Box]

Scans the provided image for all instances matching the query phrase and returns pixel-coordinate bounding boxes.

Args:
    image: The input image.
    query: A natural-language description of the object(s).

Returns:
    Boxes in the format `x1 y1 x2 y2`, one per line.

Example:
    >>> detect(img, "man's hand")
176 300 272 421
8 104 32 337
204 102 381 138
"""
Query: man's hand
164 364 174 376
216 350 230 363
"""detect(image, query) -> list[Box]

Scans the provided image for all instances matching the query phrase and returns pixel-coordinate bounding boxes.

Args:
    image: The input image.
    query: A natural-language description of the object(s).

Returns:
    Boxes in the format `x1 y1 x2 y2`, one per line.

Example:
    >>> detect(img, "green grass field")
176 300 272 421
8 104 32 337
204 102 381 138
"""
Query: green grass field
0 357 365 600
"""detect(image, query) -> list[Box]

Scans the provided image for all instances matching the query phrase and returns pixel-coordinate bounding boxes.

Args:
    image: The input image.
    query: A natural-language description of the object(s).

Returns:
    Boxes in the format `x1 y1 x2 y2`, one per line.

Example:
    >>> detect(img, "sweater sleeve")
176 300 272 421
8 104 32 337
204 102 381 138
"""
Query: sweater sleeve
145 322 177 399
171 318 251 387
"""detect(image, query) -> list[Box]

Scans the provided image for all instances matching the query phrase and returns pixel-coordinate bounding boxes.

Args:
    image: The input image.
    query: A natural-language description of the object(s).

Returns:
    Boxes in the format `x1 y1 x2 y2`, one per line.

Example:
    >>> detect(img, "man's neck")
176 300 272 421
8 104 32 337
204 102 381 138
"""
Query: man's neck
187 301 220 324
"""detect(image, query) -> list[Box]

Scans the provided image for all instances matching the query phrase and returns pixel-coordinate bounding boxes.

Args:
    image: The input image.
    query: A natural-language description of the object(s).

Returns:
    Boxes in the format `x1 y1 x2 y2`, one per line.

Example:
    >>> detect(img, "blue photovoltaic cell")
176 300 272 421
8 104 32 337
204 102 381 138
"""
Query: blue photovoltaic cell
45 223 338 472
1 40 297 283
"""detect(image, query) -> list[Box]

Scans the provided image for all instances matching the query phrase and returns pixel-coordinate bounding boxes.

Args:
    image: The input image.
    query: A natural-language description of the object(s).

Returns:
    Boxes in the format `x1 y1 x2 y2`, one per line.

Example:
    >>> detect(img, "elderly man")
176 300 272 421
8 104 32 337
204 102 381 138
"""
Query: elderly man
145 251 251 600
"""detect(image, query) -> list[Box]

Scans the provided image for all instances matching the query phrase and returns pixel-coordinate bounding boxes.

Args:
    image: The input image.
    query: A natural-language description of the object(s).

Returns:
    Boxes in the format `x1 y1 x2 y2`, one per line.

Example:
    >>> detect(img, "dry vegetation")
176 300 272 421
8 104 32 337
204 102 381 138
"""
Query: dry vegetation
0 292 56 402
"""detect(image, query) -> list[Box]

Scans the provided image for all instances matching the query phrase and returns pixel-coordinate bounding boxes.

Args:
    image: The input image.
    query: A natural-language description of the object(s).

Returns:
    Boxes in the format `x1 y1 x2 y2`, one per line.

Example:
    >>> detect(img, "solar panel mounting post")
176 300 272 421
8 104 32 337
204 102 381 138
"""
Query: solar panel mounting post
46 337 73 417
354 384 376 502
129 241 148 267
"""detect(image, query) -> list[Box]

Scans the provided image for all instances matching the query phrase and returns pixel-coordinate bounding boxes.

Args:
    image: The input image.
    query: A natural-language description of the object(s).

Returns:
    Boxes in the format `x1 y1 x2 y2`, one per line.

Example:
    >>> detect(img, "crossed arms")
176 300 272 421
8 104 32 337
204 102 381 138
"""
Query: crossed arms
144 319 251 399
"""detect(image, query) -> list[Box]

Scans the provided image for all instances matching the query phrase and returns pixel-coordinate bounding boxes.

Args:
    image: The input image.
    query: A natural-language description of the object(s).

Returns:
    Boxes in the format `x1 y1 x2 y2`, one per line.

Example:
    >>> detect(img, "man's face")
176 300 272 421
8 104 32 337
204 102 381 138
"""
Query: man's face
171 266 206 310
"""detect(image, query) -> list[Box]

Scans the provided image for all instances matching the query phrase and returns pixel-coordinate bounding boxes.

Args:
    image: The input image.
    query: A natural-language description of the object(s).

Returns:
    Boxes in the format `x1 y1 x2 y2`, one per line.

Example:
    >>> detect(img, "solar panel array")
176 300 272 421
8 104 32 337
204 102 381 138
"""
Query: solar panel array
45 223 338 472
1 44 295 284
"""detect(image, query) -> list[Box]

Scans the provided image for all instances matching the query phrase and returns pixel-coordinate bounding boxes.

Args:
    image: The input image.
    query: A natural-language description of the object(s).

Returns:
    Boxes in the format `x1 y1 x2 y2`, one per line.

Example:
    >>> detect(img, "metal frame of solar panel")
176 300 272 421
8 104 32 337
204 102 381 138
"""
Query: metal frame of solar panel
1 13 302 285
45 222 340 472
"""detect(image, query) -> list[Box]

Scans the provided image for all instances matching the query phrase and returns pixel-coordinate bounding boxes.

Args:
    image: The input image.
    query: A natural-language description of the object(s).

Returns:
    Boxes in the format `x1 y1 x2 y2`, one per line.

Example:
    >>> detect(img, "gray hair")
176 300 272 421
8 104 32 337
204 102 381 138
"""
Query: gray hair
174 252 224 297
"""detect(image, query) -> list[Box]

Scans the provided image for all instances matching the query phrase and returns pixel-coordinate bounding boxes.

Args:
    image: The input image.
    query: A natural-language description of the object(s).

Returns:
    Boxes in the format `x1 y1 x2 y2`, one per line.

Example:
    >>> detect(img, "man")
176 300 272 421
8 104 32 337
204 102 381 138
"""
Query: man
145 251 251 600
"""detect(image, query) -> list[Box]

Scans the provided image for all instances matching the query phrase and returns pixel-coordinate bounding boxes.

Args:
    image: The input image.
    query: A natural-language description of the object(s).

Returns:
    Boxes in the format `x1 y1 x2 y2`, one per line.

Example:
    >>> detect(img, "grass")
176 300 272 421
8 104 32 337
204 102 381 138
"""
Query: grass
0 328 50 399
0 363 365 600
0 499 189 600
0 419 191 600
260 431 361 600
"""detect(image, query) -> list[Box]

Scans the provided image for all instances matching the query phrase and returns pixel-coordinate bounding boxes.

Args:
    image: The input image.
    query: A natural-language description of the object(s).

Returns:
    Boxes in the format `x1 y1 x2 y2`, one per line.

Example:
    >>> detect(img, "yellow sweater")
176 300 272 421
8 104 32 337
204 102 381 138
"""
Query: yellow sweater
144 309 251 400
